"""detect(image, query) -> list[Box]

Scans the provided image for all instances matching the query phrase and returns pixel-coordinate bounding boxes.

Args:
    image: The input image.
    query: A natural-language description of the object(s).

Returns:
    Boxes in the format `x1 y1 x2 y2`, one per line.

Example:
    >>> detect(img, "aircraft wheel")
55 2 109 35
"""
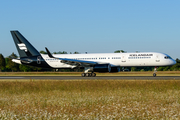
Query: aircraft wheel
153 73 156 77
92 73 96 77
81 73 85 77
89 73 92 77
85 73 89 77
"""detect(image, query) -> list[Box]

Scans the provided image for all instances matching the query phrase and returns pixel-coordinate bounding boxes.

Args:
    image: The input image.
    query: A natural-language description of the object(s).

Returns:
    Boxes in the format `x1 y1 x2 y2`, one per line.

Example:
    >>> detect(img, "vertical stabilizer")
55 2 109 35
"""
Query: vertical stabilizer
11 31 40 58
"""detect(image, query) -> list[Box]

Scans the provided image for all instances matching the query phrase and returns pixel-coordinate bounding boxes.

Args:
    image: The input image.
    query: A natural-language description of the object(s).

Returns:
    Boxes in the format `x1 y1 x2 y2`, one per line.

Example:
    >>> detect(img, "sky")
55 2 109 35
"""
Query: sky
0 0 180 59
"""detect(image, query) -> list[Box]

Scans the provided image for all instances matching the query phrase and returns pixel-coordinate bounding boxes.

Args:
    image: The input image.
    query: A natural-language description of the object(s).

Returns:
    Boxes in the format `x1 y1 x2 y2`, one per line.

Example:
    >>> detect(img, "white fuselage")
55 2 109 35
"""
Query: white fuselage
41 52 176 68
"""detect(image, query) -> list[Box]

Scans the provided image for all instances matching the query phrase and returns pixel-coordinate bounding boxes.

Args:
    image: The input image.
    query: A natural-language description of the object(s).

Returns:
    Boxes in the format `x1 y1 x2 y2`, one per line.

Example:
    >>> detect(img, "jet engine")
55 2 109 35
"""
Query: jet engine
93 64 111 72
110 67 120 72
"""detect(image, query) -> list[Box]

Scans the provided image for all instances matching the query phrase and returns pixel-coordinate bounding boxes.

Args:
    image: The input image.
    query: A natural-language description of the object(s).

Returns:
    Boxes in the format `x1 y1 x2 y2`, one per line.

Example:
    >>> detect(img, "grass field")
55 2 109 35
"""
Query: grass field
0 71 180 76
0 80 180 119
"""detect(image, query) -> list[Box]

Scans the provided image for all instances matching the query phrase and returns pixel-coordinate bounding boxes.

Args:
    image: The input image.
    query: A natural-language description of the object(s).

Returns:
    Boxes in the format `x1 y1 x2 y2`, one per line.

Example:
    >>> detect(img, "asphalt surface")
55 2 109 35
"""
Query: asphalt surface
0 76 180 80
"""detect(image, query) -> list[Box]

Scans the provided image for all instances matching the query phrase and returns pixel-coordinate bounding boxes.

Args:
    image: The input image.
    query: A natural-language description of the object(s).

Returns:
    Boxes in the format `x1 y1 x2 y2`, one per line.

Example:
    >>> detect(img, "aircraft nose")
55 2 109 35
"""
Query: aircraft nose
170 59 176 65
173 59 176 65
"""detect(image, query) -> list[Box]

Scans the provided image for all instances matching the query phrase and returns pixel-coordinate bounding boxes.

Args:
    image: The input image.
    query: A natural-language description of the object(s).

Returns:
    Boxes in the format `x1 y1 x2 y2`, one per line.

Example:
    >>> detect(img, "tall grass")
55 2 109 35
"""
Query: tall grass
0 80 180 119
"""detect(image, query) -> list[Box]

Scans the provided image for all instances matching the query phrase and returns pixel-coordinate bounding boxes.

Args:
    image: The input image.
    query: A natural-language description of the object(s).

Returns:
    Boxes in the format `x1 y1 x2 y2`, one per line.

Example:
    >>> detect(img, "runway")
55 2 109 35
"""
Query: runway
0 76 180 80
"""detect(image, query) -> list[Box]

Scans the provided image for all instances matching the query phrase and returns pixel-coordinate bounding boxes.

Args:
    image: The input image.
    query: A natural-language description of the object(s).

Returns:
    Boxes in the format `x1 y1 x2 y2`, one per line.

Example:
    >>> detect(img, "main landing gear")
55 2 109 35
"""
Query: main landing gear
81 67 96 77
153 67 157 77
81 72 96 77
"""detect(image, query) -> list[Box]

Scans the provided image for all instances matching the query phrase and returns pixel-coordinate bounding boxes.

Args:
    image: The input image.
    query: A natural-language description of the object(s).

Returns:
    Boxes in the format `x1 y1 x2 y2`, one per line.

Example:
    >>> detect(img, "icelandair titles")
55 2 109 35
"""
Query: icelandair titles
129 54 153 57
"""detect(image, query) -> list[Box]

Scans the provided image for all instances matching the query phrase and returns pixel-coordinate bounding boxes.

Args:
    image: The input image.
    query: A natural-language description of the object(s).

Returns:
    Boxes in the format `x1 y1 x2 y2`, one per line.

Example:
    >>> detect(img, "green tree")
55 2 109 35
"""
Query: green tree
9 52 18 59
19 64 31 72
29 66 42 72
19 64 42 72
157 58 180 71
131 67 136 71
157 66 165 71
6 58 19 72
6 53 19 72
163 66 171 71
169 58 180 71
54 51 68 54
114 50 125 53
60 51 67 54
40 50 47 54
73 51 79 54
0 54 5 72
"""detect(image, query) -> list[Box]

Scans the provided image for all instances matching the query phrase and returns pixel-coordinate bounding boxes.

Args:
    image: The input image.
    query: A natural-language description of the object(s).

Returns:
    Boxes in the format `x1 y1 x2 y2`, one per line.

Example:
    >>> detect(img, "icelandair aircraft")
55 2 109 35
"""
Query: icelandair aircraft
11 31 176 77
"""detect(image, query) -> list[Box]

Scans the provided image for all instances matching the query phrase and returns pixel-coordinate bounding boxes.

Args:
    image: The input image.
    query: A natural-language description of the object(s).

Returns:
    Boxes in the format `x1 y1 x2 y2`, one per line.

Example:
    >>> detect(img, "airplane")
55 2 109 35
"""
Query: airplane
11 31 176 77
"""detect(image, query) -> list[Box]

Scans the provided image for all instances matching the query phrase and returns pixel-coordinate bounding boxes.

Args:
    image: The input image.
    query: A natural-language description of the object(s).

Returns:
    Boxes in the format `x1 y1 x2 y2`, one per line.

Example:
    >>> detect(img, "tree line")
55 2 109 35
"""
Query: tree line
0 53 42 72
0 50 180 72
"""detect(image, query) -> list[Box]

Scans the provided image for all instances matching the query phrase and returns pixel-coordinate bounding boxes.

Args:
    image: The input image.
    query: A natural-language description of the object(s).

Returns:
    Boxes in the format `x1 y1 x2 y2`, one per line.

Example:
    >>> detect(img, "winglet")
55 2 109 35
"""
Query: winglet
45 47 55 58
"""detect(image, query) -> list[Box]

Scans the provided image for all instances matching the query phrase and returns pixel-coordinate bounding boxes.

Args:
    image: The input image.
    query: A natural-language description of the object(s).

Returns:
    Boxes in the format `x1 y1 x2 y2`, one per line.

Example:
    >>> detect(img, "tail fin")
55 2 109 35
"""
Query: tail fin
11 31 40 58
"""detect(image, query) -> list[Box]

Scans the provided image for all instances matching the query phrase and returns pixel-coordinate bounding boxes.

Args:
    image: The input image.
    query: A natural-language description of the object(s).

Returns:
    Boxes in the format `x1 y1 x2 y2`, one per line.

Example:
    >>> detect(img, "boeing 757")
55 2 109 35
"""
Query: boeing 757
11 31 176 77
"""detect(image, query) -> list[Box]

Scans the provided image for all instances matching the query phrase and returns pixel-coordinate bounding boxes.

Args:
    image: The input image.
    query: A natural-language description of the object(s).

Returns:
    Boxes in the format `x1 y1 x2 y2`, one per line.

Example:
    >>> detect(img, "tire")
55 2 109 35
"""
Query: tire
89 73 92 77
81 73 85 77
153 73 156 77
85 73 89 77
92 73 96 77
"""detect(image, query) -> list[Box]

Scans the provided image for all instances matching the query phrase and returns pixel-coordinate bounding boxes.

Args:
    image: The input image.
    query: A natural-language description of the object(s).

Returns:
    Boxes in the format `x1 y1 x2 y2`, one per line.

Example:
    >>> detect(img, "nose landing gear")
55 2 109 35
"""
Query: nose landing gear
153 67 157 77
153 73 156 77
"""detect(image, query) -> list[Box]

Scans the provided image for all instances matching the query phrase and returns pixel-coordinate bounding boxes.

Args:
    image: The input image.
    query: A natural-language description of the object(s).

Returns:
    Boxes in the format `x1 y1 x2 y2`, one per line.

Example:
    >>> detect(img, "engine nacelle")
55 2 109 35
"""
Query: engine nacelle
93 64 111 72
110 67 120 72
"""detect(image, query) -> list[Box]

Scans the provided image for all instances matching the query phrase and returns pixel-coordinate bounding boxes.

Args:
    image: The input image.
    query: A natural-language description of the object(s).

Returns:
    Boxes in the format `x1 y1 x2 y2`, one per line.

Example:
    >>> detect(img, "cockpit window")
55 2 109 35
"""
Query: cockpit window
164 56 172 59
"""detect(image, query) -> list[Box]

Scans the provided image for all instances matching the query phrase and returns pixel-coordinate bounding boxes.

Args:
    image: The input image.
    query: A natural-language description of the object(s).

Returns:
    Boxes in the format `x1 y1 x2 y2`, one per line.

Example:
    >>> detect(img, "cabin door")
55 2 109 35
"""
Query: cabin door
156 55 160 62
121 55 126 63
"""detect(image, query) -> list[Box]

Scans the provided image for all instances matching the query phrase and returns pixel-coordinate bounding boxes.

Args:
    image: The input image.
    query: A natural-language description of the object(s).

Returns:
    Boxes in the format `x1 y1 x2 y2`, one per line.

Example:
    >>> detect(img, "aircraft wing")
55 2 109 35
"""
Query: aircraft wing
57 58 98 66
45 47 103 66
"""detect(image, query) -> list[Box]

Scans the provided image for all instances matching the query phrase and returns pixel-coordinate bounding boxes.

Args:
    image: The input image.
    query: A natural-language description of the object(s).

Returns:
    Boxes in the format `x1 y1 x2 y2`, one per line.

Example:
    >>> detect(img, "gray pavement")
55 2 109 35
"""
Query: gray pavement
0 76 180 80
